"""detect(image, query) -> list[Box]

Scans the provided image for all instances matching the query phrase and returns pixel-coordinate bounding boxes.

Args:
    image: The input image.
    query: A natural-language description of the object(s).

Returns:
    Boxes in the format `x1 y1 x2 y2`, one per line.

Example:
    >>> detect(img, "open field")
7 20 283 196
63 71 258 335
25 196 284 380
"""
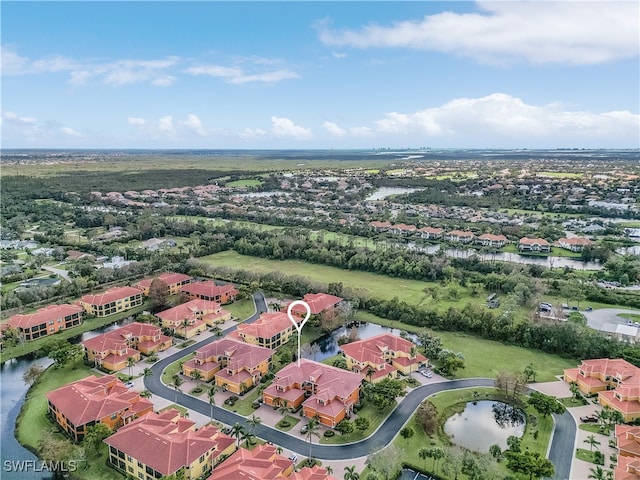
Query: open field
226 297 257 321
16 362 123 480
197 251 478 310
356 312 576 382
536 171 584 178
227 179 263 187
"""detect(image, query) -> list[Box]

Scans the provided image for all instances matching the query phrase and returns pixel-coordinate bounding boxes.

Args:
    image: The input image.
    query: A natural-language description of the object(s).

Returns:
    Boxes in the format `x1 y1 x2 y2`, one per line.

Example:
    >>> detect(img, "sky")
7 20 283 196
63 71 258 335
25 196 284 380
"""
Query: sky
1 1 639 149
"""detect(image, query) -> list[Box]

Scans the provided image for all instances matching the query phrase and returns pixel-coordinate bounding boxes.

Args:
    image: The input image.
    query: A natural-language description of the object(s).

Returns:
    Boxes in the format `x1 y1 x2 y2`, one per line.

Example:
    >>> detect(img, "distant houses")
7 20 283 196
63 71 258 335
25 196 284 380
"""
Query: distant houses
557 236 593 252
287 292 343 318
156 299 231 338
135 272 193 296
47 375 153 441
518 237 551 252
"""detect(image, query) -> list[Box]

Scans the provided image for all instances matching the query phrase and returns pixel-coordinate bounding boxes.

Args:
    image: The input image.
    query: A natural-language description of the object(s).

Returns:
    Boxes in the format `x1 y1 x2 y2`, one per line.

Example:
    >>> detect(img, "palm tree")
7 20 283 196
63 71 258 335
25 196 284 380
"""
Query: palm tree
588 466 606 480
418 448 431 470
325 466 333 475
304 416 321 462
127 357 136 378
277 399 290 422
190 370 203 388
247 414 262 437
524 363 537 382
343 465 360 480
140 389 153 399
230 422 246 447
207 384 218 422
432 447 445 473
584 434 601 452
143 367 153 378
172 375 183 403
180 319 191 338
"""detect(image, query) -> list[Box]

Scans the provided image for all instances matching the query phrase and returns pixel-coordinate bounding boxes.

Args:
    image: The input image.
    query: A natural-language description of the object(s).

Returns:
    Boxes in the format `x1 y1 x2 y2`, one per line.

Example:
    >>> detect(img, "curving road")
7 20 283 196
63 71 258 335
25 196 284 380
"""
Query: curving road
146 292 575 477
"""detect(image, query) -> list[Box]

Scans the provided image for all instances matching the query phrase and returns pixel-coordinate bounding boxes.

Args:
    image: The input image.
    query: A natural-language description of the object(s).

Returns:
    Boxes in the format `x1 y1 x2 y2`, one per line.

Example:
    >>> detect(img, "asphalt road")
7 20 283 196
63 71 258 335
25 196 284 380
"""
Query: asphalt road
146 291 575 478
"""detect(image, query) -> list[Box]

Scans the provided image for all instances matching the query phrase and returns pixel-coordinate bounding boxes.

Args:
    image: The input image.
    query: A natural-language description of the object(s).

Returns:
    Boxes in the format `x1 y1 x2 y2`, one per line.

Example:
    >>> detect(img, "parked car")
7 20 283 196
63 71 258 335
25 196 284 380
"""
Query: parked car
585 306 593 312
289 454 298 463
300 425 308 434
124 381 134 388
580 415 598 423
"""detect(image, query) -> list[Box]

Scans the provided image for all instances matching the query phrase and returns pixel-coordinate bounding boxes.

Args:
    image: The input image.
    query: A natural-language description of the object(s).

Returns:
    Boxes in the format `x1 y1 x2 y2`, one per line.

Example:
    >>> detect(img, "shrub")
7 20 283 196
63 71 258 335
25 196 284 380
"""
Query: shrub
323 430 335 437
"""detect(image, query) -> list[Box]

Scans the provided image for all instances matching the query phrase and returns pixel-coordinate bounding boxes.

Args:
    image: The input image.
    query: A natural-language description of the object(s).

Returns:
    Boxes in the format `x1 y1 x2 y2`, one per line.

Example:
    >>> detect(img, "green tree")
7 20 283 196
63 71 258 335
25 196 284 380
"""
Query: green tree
523 364 537 382
584 434 601 452
172 375 183 403
207 384 218 422
418 448 431 470
588 466 607 480
82 423 112 458
190 369 203 388
127 356 136 377
415 400 438 435
149 278 169 309
527 392 566 417
354 417 370 432
22 363 45 387
247 414 262 437
343 465 360 480
305 416 321 460
230 422 246 447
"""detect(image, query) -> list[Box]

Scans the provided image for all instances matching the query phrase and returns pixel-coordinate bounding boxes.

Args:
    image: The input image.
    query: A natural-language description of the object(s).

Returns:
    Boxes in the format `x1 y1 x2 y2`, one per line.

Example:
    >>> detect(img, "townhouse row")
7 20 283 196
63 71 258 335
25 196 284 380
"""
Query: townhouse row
370 221 594 252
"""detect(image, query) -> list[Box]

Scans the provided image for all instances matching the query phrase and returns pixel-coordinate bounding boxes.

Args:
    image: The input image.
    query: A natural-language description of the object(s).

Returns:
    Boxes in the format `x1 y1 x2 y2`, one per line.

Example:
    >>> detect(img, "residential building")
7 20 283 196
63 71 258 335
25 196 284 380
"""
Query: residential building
445 230 475 243
615 425 640 480
46 375 153 441
235 312 296 349
390 223 416 235
564 359 640 422
206 444 293 480
181 338 274 394
557 236 594 252
418 226 444 240
262 359 362 427
105 409 235 480
5 304 83 341
135 272 193 296
156 299 230 338
288 293 343 317
181 281 239 304
518 237 551 252
82 322 172 371
80 286 144 317
340 333 427 382
291 465 338 480
475 233 508 247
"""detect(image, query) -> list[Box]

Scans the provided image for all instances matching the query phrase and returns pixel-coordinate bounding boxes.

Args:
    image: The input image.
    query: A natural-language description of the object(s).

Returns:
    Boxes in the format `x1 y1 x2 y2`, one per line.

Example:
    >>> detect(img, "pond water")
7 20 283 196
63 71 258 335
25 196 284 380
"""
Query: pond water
444 401 525 453
310 322 417 362
0 319 129 479
365 187 423 201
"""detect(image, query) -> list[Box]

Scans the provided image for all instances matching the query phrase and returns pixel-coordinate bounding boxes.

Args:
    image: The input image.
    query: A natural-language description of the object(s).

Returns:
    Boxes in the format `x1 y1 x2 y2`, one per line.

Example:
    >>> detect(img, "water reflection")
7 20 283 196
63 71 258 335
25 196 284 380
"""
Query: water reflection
444 401 525 453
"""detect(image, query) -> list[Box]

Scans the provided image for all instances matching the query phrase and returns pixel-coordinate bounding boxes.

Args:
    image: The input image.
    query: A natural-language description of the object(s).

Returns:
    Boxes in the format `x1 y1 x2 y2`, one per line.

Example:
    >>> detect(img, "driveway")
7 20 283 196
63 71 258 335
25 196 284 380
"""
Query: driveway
583 307 640 331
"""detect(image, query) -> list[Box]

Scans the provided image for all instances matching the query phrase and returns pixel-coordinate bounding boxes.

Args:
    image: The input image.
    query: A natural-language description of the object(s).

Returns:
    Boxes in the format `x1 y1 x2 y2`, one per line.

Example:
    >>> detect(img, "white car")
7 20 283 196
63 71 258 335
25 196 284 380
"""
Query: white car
124 381 135 388
288 454 297 463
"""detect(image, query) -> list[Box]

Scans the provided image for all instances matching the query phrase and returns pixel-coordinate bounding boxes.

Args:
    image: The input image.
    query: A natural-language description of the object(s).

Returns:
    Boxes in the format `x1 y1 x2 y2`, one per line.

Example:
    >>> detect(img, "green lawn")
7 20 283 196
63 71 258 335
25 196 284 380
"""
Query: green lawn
275 415 299 432
198 251 478 310
223 388 262 416
576 448 604 464
226 297 257 321
227 179 263 187
16 362 123 480
537 171 584 178
0 301 151 363
320 401 396 444
358 311 576 382
161 353 194 385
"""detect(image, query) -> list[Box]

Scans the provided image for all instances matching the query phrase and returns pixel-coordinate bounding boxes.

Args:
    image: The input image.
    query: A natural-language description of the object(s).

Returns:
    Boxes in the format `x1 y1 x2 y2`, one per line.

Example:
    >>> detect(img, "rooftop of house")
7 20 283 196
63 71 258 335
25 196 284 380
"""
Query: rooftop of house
187 337 274 370
7 303 83 330
81 322 168 352
80 286 142 306
205 444 292 480
135 272 193 289
340 333 423 365
46 375 152 427
236 312 295 340
105 409 234 477
288 293 343 315
155 299 222 323
181 281 238 297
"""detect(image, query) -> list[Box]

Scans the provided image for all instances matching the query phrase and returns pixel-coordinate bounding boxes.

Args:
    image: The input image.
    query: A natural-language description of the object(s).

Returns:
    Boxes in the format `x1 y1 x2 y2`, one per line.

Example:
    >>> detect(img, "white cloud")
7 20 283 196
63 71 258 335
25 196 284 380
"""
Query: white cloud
369 93 640 145
239 128 267 138
323 121 346 137
270 116 312 139
127 117 146 126
179 114 206 136
317 1 639 65
1 46 79 75
61 127 83 137
1 109 83 142
187 64 299 84
127 114 215 139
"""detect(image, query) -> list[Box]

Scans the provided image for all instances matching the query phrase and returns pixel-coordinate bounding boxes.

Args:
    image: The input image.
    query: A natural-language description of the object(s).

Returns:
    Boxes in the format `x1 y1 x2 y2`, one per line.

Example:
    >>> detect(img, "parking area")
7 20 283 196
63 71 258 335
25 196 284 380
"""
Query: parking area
411 368 446 385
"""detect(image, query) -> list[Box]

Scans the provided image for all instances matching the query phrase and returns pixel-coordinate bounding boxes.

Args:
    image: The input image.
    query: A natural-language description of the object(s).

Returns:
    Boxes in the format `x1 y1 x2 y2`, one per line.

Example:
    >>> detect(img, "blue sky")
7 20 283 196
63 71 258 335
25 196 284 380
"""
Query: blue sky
2 1 639 149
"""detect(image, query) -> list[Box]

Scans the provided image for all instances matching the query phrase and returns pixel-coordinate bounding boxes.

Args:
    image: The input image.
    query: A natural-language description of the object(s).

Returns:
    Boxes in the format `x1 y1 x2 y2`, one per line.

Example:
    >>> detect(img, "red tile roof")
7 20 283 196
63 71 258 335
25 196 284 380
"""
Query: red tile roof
290 465 338 480
181 281 238 298
206 444 292 480
156 299 223 323
558 237 594 246
614 455 640 480
184 337 274 372
136 272 193 289
105 409 234 477
477 233 508 242
289 293 343 315
82 322 169 353
7 304 82 330
340 333 420 365
519 237 550 246
237 312 294 340
46 375 152 427
81 286 142 306
447 230 474 237
579 358 640 385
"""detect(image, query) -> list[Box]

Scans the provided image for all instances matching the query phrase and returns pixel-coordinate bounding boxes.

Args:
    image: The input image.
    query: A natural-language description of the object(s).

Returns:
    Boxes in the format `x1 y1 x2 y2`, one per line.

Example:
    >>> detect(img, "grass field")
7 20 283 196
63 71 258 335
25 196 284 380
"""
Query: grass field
226 297 257 320
227 179 263 187
197 251 478 310
536 171 584 178
16 362 124 480
356 312 576 382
